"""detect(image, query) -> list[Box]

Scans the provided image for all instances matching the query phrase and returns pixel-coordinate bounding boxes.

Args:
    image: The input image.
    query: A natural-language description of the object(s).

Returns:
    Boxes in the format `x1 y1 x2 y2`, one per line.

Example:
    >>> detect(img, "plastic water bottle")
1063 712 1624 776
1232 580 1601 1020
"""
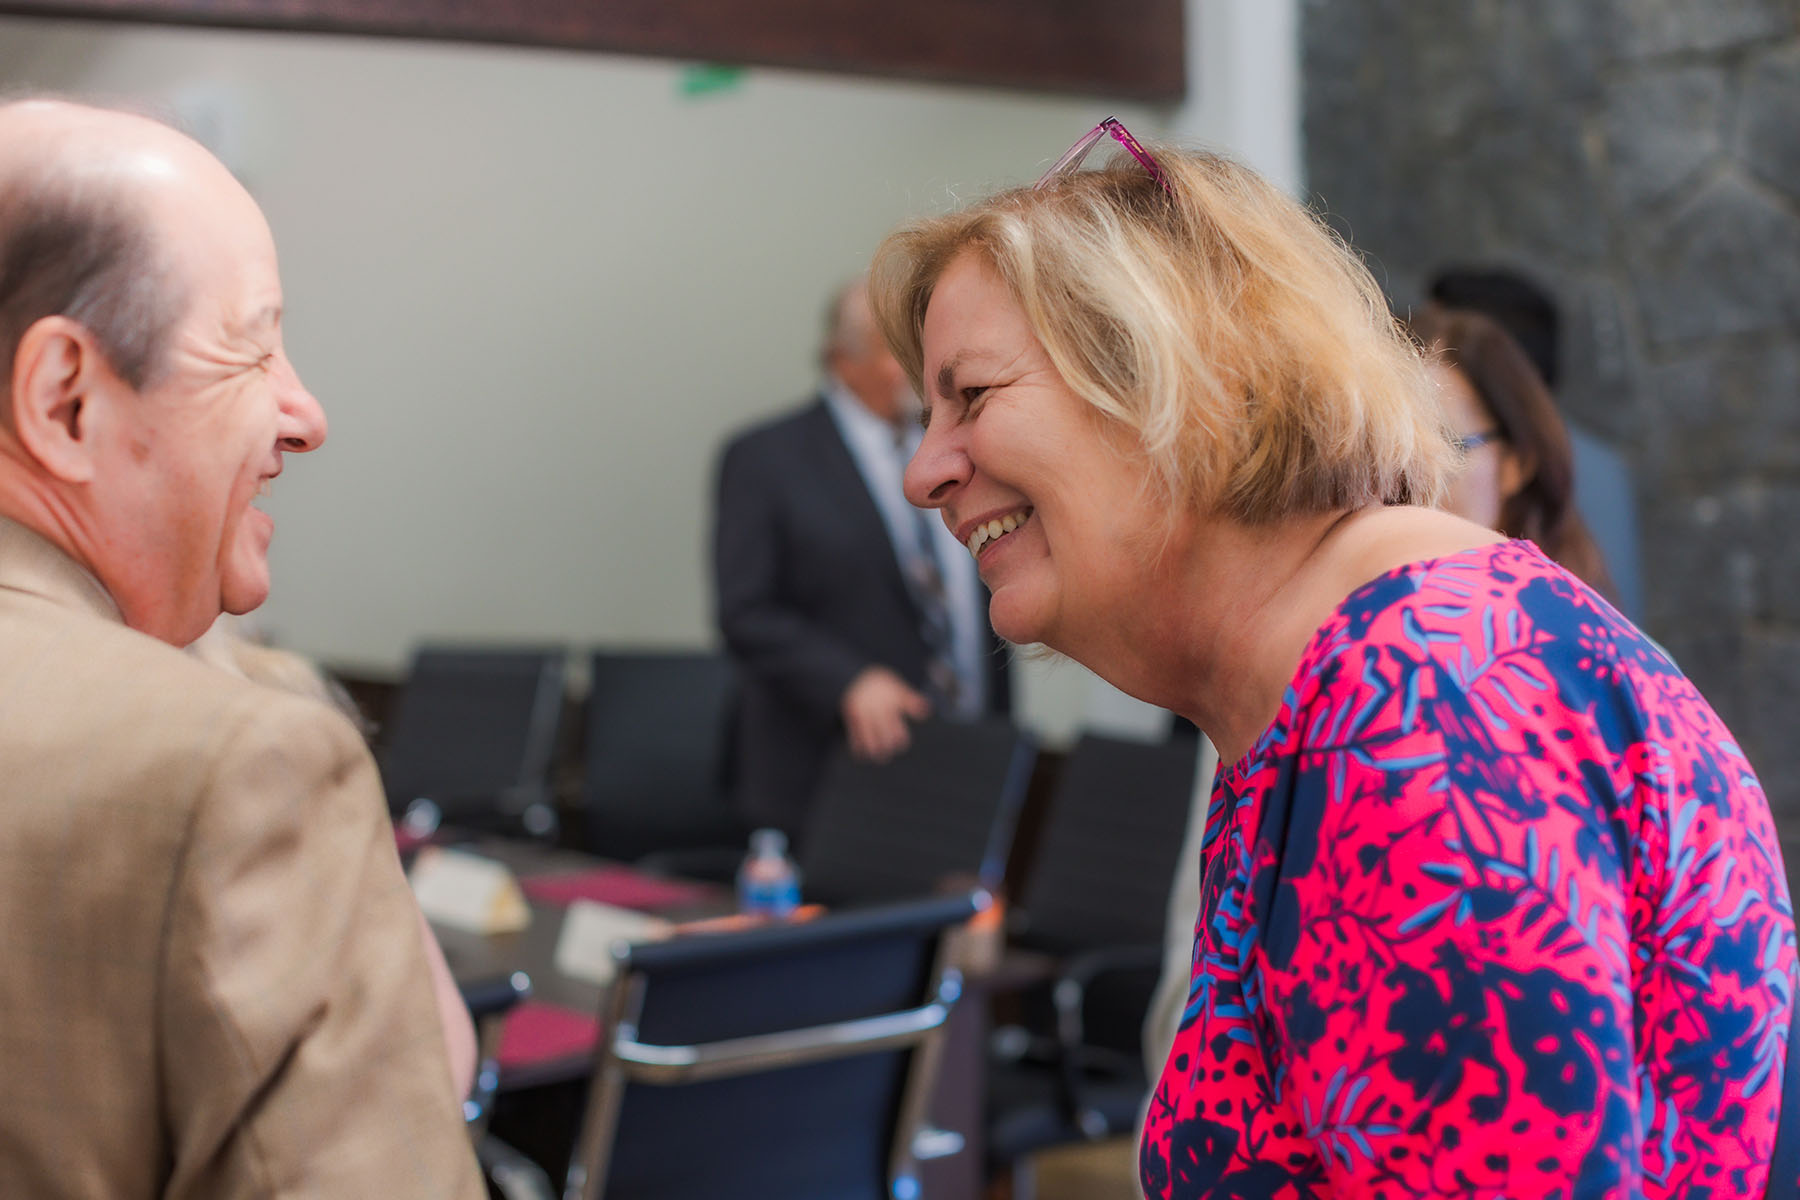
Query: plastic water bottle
737 828 802 918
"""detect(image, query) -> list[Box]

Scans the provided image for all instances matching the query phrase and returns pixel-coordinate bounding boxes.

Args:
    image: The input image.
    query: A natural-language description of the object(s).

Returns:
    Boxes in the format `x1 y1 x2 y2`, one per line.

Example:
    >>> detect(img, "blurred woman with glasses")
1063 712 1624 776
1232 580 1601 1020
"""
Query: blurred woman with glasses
1409 304 1614 594
870 124 1791 1199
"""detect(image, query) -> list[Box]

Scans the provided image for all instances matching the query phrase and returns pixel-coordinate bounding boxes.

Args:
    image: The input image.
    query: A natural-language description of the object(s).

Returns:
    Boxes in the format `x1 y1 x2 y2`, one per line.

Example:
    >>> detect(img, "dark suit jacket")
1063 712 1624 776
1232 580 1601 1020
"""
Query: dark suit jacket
713 397 1010 836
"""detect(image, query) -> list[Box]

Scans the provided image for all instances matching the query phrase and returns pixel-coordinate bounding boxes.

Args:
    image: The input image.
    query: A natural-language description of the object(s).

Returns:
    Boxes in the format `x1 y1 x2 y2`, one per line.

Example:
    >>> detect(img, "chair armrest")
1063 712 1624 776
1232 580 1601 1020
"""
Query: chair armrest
988 944 1159 1063
1050 945 1162 1041
912 1125 967 1161
399 788 560 842
460 972 532 1135
981 945 1063 995
1055 944 1164 986
461 971 533 1023
1048 945 1161 1134
477 1135 558 1200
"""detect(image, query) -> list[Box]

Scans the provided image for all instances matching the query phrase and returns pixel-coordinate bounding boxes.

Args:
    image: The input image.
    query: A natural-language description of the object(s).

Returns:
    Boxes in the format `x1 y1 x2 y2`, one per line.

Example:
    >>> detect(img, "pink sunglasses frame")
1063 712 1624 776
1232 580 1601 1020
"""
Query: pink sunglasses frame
1034 116 1173 196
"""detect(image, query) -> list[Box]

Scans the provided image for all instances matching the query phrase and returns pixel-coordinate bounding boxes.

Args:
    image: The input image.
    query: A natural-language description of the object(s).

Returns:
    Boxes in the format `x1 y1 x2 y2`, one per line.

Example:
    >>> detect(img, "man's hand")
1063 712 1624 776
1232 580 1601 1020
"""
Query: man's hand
840 666 931 762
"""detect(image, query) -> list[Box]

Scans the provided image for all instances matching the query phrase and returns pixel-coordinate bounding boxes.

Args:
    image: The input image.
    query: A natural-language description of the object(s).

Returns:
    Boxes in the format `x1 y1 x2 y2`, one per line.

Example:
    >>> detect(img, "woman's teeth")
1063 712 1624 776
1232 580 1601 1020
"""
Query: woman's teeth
967 509 1032 557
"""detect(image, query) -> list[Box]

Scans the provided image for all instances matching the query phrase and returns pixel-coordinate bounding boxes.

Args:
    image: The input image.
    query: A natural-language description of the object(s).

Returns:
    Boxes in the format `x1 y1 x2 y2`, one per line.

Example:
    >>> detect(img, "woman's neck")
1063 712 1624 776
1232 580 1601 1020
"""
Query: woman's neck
1070 505 1503 768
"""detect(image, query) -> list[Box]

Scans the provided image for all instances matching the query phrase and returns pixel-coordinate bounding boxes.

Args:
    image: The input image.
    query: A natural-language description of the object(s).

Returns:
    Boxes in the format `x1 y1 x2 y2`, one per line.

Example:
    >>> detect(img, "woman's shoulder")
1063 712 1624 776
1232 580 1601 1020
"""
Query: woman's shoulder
1227 529 1506 777
1253 534 1665 753
1289 532 1728 773
1231 512 1721 790
1311 533 1634 665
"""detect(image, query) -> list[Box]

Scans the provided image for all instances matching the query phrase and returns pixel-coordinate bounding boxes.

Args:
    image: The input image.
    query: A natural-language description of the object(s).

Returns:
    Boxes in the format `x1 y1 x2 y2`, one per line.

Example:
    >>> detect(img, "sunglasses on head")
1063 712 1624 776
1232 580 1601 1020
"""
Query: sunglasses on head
1034 116 1173 197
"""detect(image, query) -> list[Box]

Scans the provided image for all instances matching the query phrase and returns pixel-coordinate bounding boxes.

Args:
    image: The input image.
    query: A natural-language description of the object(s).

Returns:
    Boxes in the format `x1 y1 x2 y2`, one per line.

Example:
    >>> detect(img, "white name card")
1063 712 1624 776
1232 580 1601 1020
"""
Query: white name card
553 899 672 987
409 847 532 935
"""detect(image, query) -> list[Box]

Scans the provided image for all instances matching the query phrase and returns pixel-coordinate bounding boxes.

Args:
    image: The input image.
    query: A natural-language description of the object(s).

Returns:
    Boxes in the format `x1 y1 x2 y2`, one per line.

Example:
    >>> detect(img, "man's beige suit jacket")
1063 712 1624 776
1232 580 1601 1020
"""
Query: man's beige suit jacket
0 516 484 1198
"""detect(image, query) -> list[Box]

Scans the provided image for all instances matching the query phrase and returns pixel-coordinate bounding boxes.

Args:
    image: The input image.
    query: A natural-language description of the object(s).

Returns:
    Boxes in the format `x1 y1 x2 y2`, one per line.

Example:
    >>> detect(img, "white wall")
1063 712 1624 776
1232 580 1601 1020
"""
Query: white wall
0 10 1299 742
1172 0 1302 196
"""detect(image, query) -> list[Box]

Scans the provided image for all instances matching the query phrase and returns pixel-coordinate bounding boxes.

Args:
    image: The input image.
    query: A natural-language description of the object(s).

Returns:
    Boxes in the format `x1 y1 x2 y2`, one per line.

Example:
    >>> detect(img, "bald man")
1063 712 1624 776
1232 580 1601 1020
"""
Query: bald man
713 280 1010 839
0 100 483 1198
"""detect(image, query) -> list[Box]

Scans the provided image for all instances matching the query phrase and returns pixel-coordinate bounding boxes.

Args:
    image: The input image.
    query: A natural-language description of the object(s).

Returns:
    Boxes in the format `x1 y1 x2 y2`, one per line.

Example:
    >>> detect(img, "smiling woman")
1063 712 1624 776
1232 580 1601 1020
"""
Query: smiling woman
868 131 1795 1199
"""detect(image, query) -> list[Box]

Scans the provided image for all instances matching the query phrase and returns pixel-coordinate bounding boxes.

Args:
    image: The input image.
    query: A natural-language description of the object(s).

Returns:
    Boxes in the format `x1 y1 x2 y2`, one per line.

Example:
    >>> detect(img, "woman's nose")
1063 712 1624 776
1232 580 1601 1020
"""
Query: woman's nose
903 420 969 510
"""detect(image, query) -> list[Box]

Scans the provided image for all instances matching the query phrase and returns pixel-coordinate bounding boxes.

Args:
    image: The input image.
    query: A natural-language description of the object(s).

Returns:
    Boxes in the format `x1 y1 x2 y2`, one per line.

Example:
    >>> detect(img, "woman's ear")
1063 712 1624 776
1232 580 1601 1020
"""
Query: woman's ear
7 315 112 484
1497 442 1537 503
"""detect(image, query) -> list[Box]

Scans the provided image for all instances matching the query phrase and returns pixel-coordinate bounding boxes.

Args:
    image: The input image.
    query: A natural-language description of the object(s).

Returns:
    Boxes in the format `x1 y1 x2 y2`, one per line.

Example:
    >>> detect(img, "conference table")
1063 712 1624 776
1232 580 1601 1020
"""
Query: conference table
422 834 986 1199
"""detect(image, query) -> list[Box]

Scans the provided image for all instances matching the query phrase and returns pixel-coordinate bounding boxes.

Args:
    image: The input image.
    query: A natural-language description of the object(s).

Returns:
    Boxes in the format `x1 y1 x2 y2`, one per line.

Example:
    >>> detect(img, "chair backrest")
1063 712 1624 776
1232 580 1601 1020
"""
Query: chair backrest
1014 733 1199 955
566 891 985 1200
799 718 1037 908
380 646 568 830
581 650 741 859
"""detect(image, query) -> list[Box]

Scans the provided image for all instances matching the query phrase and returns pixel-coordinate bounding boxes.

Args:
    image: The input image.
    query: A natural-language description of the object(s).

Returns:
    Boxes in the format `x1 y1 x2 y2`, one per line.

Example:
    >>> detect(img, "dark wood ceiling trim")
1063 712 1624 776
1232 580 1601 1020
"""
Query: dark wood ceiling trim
0 0 1187 102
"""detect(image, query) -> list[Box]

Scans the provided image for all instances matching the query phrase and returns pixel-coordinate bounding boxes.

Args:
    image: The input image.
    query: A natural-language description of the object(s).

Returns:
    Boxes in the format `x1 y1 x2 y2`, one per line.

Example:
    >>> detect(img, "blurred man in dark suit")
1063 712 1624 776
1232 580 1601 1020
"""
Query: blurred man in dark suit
713 279 1010 838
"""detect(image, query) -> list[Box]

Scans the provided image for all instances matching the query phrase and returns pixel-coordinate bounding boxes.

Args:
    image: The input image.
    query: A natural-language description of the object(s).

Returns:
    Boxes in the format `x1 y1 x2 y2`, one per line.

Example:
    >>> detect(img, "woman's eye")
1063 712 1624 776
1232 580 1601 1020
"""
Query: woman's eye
961 385 988 408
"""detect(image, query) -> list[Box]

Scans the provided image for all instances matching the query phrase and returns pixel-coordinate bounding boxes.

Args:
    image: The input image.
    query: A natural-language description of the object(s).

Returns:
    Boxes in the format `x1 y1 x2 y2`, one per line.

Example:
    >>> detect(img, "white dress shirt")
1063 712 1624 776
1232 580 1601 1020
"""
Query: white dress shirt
824 379 990 717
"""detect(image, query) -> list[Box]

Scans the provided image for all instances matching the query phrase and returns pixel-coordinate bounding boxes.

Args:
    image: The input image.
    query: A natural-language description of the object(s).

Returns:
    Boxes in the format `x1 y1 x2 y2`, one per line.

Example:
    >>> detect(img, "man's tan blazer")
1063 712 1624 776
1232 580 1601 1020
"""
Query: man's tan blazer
0 517 484 1199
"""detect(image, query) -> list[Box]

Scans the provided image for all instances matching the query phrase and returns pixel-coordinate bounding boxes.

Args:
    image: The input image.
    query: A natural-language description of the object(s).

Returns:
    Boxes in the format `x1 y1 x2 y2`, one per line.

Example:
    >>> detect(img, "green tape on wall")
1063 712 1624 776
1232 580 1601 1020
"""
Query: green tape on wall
680 64 747 97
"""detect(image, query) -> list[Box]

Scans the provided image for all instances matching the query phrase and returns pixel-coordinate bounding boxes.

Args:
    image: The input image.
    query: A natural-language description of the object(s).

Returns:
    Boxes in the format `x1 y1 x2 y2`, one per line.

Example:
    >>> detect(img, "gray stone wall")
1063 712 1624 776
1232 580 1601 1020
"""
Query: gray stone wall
1303 0 1800 844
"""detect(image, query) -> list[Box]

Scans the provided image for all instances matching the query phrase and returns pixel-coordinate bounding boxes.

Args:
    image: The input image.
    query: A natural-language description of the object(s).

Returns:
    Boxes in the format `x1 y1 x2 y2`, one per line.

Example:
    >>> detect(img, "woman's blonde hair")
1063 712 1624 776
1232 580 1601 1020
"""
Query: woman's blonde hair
868 144 1453 523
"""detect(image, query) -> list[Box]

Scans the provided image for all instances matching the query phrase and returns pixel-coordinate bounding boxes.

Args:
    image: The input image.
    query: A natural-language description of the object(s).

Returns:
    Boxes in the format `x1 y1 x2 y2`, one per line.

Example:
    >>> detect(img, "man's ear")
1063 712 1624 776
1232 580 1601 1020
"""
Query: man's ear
8 315 113 484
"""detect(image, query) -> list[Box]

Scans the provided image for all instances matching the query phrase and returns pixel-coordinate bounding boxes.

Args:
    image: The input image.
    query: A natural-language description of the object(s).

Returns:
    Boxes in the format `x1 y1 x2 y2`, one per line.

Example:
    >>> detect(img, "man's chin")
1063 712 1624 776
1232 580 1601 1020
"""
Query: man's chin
219 574 271 618
219 538 274 616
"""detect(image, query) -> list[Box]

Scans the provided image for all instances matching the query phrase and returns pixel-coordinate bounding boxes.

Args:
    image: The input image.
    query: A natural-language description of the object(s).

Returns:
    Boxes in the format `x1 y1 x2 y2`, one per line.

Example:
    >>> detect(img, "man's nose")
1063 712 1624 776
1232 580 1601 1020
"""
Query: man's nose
275 359 327 453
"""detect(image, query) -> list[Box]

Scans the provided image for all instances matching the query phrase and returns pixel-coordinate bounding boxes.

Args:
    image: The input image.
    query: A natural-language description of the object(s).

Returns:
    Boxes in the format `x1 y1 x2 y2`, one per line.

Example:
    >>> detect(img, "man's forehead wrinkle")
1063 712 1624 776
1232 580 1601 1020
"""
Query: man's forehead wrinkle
199 312 281 365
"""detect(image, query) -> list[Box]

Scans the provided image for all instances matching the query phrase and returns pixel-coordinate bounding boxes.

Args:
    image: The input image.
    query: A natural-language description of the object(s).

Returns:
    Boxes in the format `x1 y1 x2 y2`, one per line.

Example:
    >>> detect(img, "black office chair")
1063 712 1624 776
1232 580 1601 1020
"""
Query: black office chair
481 892 987 1200
381 646 569 841
458 973 559 1200
986 732 1200 1172
579 650 743 878
799 717 1037 907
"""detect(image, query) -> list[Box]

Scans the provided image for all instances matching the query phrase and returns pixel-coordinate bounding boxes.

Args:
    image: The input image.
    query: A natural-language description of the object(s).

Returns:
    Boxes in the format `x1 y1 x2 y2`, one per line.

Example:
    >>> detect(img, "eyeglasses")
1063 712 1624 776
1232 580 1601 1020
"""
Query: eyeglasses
1453 429 1505 453
1035 116 1174 197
